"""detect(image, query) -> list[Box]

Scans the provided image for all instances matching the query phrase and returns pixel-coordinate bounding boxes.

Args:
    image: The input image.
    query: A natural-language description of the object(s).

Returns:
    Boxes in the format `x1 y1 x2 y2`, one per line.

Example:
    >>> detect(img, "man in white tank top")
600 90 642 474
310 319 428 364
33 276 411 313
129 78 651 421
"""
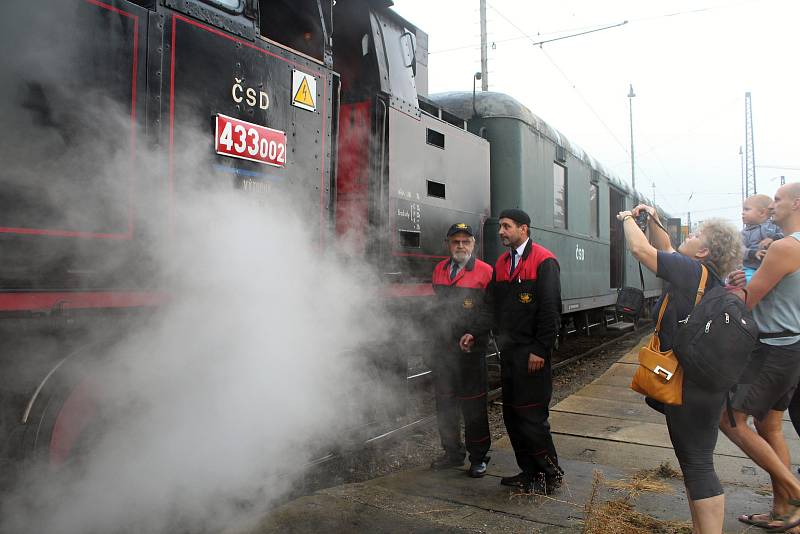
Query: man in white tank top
722 182 800 531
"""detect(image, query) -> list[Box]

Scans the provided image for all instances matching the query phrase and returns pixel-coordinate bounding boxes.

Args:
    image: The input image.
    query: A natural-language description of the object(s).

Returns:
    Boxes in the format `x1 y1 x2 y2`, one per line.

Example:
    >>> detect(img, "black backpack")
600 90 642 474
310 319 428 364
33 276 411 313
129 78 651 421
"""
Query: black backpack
673 265 759 392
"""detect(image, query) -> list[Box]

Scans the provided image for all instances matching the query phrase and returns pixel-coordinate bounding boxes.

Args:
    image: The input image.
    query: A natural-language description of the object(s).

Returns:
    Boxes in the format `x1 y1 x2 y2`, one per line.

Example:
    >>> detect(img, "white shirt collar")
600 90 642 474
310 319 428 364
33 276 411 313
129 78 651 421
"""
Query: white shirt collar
513 239 529 259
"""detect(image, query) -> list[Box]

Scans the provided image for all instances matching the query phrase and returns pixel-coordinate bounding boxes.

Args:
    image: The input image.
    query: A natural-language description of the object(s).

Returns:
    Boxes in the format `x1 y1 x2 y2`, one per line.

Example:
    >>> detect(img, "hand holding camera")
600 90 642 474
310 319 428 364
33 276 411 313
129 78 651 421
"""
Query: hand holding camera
632 204 658 231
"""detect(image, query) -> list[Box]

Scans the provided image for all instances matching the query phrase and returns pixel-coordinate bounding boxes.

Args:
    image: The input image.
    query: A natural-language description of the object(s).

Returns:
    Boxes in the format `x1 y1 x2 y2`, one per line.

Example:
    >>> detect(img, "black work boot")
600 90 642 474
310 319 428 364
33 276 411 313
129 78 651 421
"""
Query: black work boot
430 453 464 470
526 472 563 495
500 471 533 488
467 456 491 478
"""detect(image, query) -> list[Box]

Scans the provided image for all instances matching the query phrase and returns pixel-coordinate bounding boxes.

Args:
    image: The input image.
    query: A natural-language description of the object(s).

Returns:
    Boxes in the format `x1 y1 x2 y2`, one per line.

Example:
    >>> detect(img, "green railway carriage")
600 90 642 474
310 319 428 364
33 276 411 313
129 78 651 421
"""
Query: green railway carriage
430 91 669 319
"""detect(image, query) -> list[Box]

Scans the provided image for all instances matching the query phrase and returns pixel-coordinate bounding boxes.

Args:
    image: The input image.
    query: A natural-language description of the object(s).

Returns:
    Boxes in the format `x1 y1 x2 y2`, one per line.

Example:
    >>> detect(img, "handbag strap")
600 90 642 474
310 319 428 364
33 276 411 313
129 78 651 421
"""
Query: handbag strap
695 265 709 305
654 263 709 334
654 294 670 333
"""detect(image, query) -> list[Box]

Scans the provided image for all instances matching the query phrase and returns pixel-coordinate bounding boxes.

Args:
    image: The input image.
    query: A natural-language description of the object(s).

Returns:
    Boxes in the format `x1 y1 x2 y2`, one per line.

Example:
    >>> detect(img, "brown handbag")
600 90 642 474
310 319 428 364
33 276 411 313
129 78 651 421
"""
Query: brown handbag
630 267 708 406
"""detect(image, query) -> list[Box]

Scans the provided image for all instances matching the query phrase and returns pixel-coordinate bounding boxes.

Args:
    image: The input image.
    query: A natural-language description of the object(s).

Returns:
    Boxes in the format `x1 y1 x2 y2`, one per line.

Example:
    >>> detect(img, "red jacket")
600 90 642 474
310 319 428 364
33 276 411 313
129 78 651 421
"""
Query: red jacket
431 255 493 345
492 240 561 357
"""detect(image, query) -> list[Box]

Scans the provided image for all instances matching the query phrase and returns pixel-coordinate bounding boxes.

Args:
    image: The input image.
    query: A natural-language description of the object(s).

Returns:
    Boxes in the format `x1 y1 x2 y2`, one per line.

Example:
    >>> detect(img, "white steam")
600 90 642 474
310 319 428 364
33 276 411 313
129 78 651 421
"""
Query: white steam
1 172 396 534
1 3 403 531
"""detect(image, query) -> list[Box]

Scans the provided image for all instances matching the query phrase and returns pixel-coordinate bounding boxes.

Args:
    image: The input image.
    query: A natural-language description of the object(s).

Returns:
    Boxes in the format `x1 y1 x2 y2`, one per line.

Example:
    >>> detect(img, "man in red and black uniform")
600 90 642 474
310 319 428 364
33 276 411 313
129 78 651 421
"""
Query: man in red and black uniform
491 208 563 494
429 223 494 477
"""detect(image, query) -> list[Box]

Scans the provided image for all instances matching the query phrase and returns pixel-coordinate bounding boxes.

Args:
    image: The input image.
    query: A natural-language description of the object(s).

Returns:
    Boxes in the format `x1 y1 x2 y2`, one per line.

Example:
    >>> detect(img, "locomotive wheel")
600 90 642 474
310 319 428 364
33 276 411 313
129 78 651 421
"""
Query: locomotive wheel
15 348 107 469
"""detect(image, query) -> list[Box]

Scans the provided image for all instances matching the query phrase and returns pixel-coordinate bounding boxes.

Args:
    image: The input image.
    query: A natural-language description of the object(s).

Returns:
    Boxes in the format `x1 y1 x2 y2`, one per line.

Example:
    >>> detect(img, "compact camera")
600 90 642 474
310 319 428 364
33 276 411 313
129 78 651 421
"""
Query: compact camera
635 211 649 231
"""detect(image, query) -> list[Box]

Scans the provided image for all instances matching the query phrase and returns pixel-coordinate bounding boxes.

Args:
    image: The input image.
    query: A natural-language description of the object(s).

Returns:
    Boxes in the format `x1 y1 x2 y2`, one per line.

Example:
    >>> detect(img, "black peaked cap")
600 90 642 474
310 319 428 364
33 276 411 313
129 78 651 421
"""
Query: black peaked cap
446 223 474 237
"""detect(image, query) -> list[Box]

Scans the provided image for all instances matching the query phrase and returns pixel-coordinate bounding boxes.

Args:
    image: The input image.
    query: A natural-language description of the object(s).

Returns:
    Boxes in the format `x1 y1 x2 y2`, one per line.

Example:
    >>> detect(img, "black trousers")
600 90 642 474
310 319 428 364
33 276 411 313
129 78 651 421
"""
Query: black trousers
432 349 491 463
501 346 561 478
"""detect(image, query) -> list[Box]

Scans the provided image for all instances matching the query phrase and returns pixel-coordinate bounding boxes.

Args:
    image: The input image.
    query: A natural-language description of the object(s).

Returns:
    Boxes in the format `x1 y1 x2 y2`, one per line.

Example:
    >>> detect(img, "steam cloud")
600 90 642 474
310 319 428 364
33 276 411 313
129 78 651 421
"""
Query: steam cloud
0 2 400 532
1 186 397 534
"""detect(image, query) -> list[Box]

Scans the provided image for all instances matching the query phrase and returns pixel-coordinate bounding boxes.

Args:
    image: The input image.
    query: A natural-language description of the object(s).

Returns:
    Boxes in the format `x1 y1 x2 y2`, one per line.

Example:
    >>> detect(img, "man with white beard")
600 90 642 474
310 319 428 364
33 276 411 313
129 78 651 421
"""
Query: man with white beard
428 223 493 478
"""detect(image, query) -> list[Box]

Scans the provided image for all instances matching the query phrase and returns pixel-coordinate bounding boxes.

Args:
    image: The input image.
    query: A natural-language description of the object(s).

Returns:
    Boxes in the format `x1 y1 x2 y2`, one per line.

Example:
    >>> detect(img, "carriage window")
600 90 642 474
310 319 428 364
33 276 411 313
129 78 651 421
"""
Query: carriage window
589 182 599 236
554 163 567 229
427 180 446 199
202 0 243 12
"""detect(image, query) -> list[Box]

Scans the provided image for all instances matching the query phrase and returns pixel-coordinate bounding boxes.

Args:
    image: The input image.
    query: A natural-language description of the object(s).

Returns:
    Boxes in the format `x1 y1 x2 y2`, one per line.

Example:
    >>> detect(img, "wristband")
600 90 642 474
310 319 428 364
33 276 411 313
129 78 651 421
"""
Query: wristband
622 215 633 222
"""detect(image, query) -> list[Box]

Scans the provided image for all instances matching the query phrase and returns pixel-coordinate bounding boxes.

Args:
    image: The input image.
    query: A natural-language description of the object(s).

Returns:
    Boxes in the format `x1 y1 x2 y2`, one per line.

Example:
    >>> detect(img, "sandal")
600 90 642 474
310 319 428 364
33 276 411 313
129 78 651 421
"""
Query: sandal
738 512 777 527
766 499 800 532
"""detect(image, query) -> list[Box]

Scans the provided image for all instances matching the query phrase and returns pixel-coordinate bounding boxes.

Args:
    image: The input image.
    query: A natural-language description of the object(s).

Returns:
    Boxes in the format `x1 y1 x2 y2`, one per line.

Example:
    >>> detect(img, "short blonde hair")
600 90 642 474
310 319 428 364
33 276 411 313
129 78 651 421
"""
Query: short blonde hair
698 218 743 276
745 194 772 211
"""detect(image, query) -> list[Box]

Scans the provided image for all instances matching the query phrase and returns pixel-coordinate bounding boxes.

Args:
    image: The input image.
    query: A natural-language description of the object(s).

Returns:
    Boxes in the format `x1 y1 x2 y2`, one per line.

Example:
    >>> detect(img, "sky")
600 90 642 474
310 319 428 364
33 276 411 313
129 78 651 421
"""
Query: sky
391 0 799 228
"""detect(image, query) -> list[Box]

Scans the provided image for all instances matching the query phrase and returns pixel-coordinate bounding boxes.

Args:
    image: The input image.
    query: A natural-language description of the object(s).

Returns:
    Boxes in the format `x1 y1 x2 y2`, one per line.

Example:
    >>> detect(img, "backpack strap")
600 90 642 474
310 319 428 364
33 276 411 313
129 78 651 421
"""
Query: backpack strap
655 263 708 334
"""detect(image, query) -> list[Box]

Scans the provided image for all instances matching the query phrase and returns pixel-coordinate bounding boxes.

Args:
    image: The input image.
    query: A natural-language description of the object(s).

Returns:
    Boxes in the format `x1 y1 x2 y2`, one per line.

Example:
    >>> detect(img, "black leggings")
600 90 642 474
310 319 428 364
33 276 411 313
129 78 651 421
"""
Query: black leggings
664 378 726 500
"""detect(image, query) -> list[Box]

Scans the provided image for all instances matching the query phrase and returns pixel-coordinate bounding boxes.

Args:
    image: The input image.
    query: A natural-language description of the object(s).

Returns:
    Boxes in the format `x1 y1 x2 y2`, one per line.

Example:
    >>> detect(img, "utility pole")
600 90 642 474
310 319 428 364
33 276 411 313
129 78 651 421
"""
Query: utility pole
479 0 488 90
744 92 757 195
739 146 745 203
781 175 786 186
628 84 636 192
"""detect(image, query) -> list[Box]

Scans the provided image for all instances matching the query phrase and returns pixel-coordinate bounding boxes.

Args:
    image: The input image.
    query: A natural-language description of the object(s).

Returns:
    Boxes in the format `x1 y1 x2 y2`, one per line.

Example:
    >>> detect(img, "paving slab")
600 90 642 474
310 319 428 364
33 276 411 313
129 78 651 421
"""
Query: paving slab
570 383 645 403
553 395 800 435
551 411 800 459
247 449 772 534
553 394 667 424
553 433 772 488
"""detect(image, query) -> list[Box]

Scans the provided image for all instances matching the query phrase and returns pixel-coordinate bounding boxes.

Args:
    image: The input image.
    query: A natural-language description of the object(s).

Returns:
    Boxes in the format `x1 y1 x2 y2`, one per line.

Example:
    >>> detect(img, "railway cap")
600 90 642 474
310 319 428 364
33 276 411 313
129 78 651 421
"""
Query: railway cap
498 208 531 226
446 223 474 237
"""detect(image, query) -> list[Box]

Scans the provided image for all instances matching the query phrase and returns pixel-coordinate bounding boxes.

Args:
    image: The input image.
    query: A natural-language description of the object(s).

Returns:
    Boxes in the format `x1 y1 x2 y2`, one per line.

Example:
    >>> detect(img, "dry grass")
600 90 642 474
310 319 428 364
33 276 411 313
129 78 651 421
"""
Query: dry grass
583 499 693 534
581 465 693 534
648 461 683 480
605 462 680 499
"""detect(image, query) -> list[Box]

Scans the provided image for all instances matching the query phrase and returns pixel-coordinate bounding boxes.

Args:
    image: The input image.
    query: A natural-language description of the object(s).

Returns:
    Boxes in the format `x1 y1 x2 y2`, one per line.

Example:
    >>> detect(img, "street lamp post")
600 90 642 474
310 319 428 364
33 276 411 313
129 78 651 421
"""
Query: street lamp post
472 72 482 118
628 83 636 193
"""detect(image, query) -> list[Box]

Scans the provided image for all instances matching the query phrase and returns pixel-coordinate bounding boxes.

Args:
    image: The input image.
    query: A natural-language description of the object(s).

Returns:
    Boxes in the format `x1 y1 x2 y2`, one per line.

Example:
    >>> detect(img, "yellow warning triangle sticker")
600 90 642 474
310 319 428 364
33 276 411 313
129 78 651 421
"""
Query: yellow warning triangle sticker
293 77 315 107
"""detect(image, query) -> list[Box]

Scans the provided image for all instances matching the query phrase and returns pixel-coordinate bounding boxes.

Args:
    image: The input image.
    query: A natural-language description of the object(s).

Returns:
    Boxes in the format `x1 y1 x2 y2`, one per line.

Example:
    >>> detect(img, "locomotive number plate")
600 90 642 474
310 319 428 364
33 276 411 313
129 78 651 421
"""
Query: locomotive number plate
214 114 287 167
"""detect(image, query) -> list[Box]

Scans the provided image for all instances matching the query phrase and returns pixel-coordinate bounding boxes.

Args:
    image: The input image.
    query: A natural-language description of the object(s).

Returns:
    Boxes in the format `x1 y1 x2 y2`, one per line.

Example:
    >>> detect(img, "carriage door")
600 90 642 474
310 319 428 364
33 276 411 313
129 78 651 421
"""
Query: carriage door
609 187 626 288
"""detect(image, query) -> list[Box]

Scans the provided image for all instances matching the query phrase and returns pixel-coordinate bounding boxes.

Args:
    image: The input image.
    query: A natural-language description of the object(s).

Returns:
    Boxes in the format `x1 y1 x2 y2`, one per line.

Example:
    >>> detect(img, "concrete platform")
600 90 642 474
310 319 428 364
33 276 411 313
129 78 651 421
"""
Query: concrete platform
245 334 796 533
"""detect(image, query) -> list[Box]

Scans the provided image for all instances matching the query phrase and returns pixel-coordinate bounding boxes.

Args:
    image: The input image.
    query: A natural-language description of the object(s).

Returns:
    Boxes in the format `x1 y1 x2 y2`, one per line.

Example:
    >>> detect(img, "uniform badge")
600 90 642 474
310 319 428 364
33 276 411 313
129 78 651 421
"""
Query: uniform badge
463 298 474 309
518 293 533 304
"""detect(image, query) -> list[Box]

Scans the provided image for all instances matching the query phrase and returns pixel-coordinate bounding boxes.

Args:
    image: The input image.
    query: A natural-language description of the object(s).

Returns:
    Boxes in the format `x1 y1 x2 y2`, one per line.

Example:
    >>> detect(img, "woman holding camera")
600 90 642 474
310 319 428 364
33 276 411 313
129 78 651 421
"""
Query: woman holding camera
617 205 742 534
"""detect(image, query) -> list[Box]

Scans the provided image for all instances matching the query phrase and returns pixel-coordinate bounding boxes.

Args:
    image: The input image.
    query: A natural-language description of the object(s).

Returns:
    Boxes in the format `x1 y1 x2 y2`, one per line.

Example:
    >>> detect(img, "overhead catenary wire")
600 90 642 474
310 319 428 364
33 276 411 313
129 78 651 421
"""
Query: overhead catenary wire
430 0 765 54
474 1 773 219
486 2 648 193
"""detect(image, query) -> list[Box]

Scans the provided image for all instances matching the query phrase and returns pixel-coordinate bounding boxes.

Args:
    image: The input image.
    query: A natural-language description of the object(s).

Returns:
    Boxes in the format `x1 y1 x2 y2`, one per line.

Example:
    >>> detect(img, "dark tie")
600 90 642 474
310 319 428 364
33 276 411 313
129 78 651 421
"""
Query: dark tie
509 249 517 275
450 262 459 280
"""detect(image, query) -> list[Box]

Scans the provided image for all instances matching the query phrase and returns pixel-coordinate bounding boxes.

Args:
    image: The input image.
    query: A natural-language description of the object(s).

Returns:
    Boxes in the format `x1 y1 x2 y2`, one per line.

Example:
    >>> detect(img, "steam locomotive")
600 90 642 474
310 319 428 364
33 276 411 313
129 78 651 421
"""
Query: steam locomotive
0 0 678 472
